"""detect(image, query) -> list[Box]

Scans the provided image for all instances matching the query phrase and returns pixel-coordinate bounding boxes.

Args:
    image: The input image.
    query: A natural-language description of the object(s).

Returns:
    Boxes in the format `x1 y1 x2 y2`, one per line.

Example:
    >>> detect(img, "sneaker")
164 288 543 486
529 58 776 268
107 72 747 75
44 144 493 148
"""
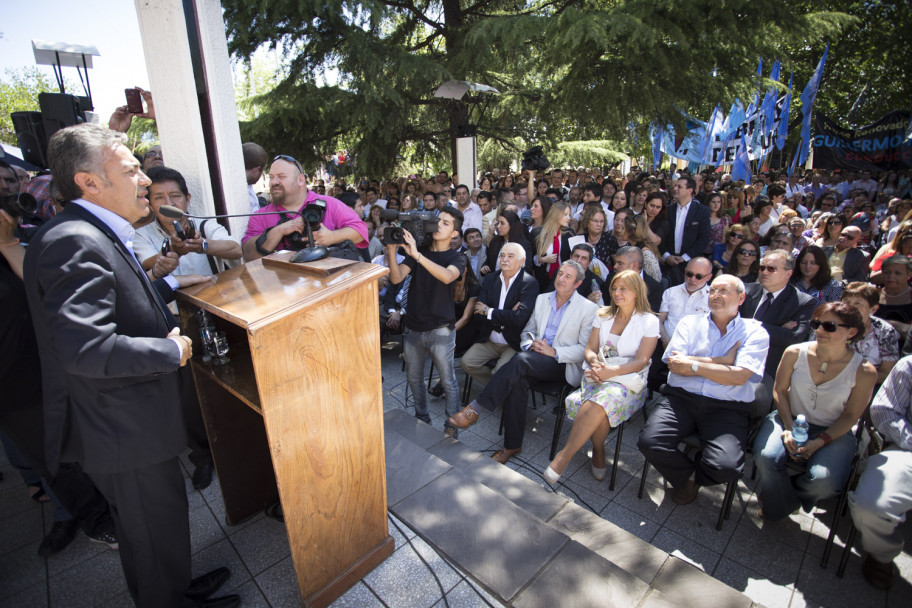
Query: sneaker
87 528 119 550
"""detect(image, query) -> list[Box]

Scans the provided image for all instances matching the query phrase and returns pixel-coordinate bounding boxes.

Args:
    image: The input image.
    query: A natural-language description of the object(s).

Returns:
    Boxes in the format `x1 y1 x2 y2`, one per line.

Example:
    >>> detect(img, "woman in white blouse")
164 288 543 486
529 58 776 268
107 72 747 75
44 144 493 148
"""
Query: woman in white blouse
544 270 659 483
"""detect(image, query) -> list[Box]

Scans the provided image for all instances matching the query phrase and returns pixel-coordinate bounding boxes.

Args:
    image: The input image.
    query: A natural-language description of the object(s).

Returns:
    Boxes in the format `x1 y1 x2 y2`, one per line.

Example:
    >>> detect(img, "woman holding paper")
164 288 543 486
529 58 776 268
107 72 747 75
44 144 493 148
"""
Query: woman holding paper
544 270 659 484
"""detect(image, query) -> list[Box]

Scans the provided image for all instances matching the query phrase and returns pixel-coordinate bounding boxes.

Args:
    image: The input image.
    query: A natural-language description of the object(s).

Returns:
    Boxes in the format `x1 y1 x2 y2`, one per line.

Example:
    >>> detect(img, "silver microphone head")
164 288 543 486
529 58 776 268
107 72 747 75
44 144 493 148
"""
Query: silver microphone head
158 205 186 219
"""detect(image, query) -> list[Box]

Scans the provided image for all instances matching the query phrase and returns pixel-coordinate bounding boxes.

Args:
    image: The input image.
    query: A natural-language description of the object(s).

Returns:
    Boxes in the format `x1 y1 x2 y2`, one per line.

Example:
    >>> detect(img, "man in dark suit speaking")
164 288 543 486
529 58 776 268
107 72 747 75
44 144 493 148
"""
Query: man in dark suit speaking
24 125 237 608
662 175 710 286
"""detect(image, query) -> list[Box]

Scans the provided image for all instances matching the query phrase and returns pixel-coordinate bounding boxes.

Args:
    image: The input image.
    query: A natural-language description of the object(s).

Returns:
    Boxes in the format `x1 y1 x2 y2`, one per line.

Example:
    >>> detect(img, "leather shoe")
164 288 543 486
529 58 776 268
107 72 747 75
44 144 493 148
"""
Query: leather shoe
862 554 895 589
671 479 700 505
38 519 80 556
491 447 522 464
447 405 480 429
186 567 231 601
192 461 215 490
196 595 241 608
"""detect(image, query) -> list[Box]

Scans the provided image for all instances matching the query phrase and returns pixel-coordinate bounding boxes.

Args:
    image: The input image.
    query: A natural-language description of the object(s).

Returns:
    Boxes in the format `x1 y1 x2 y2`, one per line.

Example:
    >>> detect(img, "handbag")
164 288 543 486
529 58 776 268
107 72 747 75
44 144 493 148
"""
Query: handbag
584 354 648 393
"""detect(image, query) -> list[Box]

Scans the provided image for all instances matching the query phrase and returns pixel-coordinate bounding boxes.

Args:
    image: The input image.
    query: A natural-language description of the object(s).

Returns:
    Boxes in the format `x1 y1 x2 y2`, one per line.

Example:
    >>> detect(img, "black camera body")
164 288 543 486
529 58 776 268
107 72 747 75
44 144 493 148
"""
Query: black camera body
380 209 438 247
0 192 38 218
285 199 327 250
521 145 551 172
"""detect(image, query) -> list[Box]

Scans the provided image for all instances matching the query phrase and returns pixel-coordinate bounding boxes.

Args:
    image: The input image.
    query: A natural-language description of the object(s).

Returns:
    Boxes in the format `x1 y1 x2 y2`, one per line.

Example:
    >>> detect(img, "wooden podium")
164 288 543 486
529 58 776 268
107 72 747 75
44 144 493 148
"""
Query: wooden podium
175 253 393 608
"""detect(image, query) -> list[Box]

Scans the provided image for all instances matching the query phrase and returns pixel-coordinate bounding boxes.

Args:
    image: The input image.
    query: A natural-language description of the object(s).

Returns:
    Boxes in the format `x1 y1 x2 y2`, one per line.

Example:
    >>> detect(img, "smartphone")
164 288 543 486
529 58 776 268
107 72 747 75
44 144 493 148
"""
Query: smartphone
172 220 187 241
160 238 170 256
184 219 197 239
125 88 143 114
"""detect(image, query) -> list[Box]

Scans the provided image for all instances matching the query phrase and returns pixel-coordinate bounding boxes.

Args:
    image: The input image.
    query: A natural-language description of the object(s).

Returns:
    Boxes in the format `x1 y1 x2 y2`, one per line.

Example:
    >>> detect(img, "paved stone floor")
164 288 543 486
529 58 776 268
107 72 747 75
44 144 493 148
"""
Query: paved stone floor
1 342 910 607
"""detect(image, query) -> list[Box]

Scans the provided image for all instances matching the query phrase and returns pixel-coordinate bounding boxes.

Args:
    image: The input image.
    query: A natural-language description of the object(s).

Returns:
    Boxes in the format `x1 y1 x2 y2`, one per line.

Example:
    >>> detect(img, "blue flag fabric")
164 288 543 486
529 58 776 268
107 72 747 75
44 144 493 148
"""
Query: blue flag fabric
792 45 829 174
759 61 781 132
650 123 663 170
777 73 793 150
702 105 724 164
732 132 752 184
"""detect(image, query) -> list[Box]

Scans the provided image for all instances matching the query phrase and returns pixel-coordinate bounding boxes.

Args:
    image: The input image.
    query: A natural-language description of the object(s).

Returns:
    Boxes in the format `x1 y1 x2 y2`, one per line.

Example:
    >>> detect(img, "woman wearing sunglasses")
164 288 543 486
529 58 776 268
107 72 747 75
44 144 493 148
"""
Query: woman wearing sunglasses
814 213 847 249
722 239 759 283
791 245 843 304
753 302 876 521
712 223 747 272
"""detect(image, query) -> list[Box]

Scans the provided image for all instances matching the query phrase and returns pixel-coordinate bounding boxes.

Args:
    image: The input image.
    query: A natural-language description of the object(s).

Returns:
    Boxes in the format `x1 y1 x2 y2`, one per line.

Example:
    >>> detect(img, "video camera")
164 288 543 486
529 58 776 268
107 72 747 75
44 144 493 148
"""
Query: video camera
284 199 326 249
521 145 551 172
380 208 438 247
0 192 39 218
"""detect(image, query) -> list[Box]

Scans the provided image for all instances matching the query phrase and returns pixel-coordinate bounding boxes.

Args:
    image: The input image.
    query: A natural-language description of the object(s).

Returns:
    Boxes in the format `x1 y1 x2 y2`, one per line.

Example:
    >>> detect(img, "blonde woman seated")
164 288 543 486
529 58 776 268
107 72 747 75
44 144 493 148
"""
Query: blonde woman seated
544 270 659 483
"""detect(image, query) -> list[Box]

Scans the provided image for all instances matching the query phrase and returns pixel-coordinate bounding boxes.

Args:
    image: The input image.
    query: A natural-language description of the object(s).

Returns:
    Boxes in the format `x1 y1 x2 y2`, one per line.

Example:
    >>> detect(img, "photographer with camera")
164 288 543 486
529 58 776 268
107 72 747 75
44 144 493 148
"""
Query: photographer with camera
386 206 467 436
242 155 367 261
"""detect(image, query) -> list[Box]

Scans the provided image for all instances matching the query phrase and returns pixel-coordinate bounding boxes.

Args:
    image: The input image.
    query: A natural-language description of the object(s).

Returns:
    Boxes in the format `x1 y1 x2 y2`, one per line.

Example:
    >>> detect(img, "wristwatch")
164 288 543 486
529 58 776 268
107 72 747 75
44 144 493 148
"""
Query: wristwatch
201 239 209 253
691 361 699 374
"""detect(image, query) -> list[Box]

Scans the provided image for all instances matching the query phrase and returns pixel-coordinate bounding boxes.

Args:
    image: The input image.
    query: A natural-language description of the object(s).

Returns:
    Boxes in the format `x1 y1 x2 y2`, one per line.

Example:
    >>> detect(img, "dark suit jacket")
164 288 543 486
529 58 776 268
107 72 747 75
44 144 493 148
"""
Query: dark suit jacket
476 269 539 351
605 270 664 312
822 246 869 283
24 203 187 475
739 283 816 377
663 199 711 259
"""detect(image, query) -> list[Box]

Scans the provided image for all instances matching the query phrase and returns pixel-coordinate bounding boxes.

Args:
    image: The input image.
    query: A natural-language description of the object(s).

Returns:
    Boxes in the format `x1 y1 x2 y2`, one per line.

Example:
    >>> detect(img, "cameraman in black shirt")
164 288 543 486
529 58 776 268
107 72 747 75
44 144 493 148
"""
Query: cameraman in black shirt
387 207 467 435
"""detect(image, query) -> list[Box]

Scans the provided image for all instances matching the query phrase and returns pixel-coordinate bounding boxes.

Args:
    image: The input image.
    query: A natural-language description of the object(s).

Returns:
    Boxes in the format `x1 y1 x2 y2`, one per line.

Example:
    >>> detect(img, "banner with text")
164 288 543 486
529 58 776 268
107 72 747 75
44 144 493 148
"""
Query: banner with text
812 111 912 171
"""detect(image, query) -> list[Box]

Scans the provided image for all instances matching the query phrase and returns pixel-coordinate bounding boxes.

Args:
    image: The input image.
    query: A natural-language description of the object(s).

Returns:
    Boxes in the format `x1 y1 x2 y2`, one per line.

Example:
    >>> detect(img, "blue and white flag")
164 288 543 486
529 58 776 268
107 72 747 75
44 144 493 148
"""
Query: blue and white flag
759 61 781 132
702 105 724 164
791 45 829 174
777 73 793 150
732 132 752 184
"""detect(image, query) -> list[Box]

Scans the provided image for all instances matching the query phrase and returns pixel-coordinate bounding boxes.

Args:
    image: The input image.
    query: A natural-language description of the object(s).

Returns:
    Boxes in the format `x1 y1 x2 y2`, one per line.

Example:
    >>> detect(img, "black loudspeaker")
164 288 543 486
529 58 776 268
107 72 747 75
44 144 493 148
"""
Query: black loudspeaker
456 124 477 138
11 111 48 169
39 93 87 142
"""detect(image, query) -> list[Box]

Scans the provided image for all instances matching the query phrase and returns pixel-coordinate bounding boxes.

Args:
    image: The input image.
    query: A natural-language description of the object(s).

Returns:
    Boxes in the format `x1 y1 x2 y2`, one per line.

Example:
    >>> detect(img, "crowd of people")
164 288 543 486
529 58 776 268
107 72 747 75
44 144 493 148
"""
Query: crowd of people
2 118 912 602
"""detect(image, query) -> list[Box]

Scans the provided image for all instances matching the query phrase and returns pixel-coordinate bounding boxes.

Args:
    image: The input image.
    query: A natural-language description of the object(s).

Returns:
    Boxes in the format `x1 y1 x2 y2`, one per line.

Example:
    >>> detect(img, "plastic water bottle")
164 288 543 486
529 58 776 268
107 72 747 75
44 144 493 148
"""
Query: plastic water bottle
591 279 604 306
792 415 809 459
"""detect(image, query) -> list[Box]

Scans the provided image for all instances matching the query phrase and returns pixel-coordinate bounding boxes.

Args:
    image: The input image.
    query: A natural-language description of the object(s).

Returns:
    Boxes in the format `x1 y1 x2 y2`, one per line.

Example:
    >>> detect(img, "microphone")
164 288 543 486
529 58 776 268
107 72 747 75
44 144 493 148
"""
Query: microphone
157 205 300 220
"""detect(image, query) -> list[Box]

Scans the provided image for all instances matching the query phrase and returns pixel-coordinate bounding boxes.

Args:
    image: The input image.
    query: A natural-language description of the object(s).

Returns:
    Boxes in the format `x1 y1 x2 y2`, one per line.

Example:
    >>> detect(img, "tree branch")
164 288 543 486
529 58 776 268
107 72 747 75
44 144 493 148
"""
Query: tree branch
384 0 442 30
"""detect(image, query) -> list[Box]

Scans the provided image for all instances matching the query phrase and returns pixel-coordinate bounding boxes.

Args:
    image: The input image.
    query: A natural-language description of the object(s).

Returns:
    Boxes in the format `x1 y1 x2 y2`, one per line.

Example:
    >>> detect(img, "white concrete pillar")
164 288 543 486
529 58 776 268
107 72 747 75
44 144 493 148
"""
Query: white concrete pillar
133 0 248 239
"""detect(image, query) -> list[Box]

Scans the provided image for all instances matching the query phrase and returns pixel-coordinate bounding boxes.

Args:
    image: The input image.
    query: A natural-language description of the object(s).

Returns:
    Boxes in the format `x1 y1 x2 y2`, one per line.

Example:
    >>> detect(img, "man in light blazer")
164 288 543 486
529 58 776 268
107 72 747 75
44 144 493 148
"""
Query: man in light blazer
24 125 237 608
662 175 711 286
448 260 597 463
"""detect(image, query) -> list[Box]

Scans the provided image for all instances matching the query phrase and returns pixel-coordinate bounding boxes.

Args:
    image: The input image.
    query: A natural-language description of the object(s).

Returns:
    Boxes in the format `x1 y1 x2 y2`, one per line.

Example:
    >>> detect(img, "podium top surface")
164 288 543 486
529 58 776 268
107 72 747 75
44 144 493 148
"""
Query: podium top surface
175 253 388 330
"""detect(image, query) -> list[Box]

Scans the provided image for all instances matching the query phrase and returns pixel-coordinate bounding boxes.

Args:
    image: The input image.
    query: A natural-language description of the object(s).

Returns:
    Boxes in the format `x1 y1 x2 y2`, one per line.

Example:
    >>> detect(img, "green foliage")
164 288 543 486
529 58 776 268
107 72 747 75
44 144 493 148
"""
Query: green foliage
122 118 159 156
0 68 58 146
221 0 863 176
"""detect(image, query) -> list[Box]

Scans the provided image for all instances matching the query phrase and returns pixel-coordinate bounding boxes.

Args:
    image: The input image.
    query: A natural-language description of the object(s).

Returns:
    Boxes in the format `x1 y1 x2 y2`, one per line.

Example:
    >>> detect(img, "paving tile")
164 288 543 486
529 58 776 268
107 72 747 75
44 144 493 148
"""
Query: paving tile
792 550 888 608
48 545 128 607
0 506 42 555
651 527 721 573
384 409 448 450
426 436 486 469
393 468 569 602
712 557 796 608
44 531 114 575
388 512 416 540
739 495 814 555
463 455 570 522
661 485 741 553
229 579 272 607
449 429 498 454
0 581 48 608
565 454 635 497
255 555 302 607
0 540 44 598
637 588 680 608
406 534 464 593
385 432 452 507
97 590 133 608
608 467 676 525
598 501 662 543
513 540 649 608
207 491 265 534
190 537 250 594
363 543 453 608
651 556 752 608
229 515 291 576
723 518 805 587
437 579 507 608
330 581 384 607
547 502 667 584
554 477 613 514
189 503 226 555
0 482 38 521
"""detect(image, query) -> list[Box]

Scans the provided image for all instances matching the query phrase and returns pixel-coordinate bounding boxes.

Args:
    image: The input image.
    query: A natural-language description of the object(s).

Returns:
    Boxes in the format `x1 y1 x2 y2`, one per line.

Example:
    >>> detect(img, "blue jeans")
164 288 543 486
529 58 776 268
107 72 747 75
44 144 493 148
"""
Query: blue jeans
402 326 459 430
753 412 857 521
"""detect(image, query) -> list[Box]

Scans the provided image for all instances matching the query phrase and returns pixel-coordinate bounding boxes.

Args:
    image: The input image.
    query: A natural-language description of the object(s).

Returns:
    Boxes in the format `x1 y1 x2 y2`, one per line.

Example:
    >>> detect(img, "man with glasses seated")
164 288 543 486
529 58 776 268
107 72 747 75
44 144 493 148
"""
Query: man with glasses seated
739 250 817 378
823 225 870 283
242 155 368 261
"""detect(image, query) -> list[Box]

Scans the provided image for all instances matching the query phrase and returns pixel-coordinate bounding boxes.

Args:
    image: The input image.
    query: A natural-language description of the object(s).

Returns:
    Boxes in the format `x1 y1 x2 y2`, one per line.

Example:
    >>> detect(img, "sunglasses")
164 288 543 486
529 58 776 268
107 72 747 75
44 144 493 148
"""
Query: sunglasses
828 220 843 225
810 320 851 332
685 272 708 280
758 265 781 273
273 154 303 173
729 233 745 240
737 249 758 257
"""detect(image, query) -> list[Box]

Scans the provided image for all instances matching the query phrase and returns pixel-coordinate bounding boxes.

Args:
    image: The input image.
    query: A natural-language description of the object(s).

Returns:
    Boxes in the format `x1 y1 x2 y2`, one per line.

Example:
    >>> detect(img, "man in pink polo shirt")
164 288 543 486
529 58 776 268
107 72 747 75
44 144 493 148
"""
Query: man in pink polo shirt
242 155 368 260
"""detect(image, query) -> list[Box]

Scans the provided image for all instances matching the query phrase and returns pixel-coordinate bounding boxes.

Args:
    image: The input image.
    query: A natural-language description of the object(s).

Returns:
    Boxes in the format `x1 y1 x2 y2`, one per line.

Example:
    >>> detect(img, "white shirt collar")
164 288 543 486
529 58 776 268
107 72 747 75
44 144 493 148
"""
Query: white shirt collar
71 198 136 253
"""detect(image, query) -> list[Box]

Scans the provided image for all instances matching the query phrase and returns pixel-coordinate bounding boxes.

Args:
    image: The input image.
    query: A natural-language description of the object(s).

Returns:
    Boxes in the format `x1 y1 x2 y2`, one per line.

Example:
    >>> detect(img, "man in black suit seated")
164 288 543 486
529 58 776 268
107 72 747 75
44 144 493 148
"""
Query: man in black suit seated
609 246 664 312
661 175 711 286
739 249 817 378
24 124 238 608
461 242 539 387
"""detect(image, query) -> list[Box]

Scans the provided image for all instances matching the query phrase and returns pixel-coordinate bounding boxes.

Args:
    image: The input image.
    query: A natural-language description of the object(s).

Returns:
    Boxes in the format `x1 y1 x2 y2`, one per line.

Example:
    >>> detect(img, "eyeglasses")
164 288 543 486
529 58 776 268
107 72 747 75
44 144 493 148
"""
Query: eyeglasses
737 249 757 257
828 220 843 225
144 149 163 158
758 265 781 273
729 233 745 240
810 320 851 332
273 154 303 173
685 272 708 280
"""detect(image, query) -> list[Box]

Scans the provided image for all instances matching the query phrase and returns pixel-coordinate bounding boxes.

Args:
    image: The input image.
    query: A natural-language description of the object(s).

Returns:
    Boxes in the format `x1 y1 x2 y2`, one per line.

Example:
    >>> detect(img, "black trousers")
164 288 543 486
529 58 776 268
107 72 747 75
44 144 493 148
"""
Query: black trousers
180 366 211 469
637 387 749 488
477 351 565 450
90 457 192 608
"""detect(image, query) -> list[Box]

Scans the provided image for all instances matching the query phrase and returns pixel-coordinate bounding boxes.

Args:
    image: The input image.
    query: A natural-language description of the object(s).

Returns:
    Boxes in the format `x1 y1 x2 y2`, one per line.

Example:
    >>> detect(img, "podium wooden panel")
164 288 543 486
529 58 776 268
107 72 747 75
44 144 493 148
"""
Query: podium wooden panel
176 253 393 608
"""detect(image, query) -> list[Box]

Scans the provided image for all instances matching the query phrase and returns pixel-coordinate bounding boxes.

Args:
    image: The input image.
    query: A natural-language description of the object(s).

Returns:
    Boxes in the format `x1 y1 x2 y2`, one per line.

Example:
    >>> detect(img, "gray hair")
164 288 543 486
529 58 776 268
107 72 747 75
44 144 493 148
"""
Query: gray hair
561 259 586 283
615 245 643 269
762 249 794 271
713 274 746 294
882 254 912 272
501 241 526 261
48 124 127 202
